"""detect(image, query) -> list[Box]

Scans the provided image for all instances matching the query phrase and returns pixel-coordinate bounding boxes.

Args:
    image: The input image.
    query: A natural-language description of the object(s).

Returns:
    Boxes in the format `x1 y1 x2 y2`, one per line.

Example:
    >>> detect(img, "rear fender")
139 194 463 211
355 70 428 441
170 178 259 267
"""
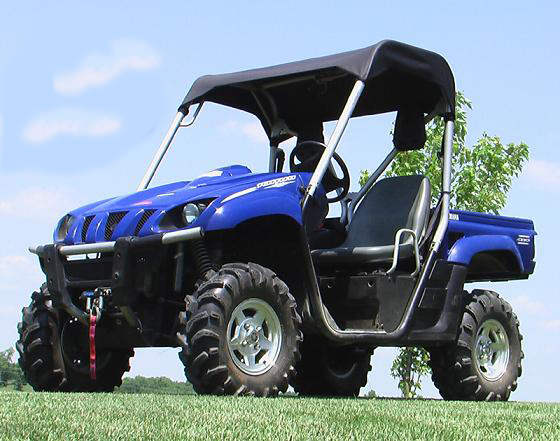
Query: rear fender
447 235 523 271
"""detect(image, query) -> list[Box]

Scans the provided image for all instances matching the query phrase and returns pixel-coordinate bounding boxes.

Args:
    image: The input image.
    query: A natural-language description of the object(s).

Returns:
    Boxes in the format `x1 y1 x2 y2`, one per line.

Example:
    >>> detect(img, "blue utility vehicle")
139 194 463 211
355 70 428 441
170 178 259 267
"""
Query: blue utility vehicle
19 40 535 400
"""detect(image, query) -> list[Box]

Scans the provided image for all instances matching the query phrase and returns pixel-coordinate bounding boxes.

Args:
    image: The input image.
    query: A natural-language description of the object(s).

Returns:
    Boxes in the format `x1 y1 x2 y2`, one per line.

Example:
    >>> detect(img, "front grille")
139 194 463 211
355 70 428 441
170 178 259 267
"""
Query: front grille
134 209 156 236
105 211 127 241
82 216 95 242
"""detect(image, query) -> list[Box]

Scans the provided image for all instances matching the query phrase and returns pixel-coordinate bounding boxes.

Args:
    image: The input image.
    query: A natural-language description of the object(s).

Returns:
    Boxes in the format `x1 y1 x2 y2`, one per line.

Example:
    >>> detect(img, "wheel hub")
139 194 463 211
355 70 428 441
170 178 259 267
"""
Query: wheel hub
474 319 510 381
227 298 282 375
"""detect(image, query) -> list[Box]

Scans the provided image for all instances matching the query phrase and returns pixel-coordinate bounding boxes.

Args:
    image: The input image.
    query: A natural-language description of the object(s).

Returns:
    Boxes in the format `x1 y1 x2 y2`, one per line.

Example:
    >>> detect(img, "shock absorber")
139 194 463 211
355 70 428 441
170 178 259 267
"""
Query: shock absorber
191 239 213 276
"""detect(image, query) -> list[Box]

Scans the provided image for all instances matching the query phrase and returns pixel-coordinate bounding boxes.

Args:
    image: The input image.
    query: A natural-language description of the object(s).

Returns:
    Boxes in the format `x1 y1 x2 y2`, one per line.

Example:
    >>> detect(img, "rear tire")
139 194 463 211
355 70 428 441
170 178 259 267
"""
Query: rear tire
16 284 133 392
429 289 523 401
291 334 373 397
178 263 302 396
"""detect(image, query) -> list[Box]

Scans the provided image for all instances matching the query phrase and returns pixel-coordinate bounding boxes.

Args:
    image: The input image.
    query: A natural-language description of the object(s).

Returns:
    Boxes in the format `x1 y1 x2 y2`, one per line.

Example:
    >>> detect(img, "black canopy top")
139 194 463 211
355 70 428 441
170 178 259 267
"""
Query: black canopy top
180 40 455 142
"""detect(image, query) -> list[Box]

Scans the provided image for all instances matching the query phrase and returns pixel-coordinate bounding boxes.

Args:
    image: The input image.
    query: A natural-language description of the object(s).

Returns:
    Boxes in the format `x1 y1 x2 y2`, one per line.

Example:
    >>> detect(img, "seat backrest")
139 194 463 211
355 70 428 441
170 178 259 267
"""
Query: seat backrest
343 175 431 248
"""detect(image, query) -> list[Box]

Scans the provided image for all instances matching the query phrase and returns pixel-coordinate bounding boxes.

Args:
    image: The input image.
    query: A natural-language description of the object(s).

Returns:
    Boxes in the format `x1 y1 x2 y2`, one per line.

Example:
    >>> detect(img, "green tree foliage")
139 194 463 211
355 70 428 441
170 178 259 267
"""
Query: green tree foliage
390 347 430 399
361 92 529 398
116 376 195 395
362 92 529 213
0 348 26 391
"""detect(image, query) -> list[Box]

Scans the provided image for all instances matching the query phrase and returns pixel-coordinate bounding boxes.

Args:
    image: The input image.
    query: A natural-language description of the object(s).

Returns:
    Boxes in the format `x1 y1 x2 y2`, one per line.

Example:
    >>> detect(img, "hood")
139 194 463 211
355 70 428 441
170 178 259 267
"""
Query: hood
56 165 310 244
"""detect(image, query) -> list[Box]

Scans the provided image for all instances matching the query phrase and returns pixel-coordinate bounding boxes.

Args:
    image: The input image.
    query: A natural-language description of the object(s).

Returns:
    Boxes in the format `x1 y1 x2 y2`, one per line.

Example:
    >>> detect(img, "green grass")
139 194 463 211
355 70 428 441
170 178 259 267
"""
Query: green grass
0 391 558 440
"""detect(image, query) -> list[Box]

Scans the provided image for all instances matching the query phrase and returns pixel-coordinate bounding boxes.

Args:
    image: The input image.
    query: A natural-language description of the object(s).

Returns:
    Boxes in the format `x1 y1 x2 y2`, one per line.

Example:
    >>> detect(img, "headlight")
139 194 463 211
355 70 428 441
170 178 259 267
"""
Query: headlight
159 199 213 231
182 203 201 225
56 214 76 240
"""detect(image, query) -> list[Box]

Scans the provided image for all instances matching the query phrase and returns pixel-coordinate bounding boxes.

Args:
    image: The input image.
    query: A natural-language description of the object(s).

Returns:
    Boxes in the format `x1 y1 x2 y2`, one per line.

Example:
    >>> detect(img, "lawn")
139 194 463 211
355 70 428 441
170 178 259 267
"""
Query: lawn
0 391 558 440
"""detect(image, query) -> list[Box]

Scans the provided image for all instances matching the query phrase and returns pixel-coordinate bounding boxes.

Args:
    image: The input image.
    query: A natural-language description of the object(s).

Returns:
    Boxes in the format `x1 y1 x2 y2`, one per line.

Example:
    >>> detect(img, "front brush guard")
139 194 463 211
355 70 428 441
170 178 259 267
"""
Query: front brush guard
33 228 204 326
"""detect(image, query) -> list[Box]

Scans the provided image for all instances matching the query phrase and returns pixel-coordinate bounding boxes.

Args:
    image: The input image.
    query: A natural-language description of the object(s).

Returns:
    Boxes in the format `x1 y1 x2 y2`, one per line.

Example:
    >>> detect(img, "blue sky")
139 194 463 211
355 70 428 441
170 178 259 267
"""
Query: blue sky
1 2 559 401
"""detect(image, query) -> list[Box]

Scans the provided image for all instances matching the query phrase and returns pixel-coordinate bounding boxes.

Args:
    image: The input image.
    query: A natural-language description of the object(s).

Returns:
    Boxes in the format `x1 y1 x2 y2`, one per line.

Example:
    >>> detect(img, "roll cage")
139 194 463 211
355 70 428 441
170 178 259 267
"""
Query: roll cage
135 40 457 344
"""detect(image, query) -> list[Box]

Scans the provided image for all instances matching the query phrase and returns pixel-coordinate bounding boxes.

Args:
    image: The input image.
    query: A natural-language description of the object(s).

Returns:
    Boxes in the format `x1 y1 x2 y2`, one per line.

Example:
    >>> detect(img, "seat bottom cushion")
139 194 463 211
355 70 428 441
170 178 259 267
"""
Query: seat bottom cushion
311 243 413 266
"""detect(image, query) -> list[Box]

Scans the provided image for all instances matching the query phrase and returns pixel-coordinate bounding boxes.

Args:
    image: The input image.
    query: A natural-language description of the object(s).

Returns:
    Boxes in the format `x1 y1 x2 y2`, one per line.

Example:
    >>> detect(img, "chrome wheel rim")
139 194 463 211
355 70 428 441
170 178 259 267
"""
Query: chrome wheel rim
226 298 282 375
474 319 510 381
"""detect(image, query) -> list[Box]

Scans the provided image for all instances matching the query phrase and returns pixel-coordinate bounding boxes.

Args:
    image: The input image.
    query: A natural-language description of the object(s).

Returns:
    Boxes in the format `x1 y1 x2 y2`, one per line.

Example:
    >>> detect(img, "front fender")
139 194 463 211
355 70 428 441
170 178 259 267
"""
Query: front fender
447 235 524 271
203 186 303 231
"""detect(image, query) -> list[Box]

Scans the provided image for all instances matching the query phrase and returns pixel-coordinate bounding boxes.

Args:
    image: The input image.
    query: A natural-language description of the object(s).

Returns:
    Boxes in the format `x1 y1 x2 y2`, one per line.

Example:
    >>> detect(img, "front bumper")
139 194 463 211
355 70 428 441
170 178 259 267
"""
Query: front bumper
29 227 203 257
29 227 203 325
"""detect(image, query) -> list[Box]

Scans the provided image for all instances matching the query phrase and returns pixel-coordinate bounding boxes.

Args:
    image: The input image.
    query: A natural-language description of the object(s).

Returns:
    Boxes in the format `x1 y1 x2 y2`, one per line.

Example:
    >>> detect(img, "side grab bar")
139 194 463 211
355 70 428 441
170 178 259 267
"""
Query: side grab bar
386 228 421 277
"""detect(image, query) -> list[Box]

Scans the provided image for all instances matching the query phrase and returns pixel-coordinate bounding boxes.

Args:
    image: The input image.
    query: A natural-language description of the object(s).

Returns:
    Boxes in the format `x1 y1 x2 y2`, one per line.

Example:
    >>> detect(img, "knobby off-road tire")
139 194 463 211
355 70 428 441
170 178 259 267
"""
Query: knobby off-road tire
291 334 373 397
16 283 133 392
178 263 302 396
429 289 523 401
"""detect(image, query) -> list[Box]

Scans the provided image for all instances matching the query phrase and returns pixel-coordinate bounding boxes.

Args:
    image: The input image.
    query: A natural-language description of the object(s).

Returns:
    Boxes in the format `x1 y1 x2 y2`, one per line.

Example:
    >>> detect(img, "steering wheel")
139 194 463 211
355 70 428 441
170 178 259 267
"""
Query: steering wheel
289 140 350 203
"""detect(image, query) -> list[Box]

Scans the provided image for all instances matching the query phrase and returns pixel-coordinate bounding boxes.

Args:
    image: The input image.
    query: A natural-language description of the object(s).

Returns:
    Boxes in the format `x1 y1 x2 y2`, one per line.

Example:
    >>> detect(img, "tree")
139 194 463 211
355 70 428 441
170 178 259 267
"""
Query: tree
360 91 529 398
0 348 26 390
390 347 430 399
116 375 195 395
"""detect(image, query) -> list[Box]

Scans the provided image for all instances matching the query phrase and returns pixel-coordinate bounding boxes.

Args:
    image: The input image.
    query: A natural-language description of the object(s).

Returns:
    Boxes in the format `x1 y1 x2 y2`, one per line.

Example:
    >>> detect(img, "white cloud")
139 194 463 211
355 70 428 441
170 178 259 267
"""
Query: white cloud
219 120 268 144
0 254 43 296
0 114 3 165
523 159 560 188
22 108 121 144
0 186 73 219
54 39 160 95
241 122 268 144
510 295 545 315
0 255 34 277
542 319 560 331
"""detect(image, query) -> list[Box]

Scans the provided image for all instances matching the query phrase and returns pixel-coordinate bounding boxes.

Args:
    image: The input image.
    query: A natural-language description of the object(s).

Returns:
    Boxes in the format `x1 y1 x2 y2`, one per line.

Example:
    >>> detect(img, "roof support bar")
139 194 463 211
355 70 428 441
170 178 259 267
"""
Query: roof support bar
268 143 278 173
302 80 365 211
137 103 203 191
430 119 454 252
137 111 186 191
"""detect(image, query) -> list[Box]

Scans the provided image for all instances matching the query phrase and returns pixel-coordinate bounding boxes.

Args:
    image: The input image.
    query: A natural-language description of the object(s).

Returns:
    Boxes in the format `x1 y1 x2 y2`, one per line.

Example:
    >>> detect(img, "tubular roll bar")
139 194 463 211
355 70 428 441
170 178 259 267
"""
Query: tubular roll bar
301 80 455 343
268 143 278 173
137 102 204 191
302 80 365 211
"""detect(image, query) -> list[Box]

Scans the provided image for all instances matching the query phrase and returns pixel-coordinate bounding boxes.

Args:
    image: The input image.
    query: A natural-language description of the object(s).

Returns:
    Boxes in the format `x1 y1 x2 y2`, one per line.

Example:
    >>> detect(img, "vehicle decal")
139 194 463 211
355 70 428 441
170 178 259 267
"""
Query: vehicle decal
516 234 531 246
222 176 297 203
256 175 296 188
222 187 257 203
449 213 459 221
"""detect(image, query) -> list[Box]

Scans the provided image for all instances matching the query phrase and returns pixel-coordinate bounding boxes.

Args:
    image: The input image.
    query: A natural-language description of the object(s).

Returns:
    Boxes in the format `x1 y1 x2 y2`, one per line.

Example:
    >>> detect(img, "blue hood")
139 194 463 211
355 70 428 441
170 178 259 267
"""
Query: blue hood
56 165 311 244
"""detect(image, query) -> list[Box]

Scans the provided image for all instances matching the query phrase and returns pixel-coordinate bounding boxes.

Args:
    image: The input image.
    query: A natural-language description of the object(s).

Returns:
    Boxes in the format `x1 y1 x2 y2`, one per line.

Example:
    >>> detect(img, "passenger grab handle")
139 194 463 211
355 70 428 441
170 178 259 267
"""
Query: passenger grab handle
386 228 421 277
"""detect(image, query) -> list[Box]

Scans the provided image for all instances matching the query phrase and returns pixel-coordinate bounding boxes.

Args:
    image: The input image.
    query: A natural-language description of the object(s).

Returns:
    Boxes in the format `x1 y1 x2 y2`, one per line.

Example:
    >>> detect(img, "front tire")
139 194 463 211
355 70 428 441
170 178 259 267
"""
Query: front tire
291 334 373 397
178 263 302 396
16 284 133 392
429 289 523 401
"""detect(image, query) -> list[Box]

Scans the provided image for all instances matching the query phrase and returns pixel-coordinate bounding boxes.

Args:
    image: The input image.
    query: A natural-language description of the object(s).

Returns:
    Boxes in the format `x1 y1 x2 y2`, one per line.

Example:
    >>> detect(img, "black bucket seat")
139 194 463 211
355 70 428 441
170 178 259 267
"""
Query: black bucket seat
312 175 431 267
